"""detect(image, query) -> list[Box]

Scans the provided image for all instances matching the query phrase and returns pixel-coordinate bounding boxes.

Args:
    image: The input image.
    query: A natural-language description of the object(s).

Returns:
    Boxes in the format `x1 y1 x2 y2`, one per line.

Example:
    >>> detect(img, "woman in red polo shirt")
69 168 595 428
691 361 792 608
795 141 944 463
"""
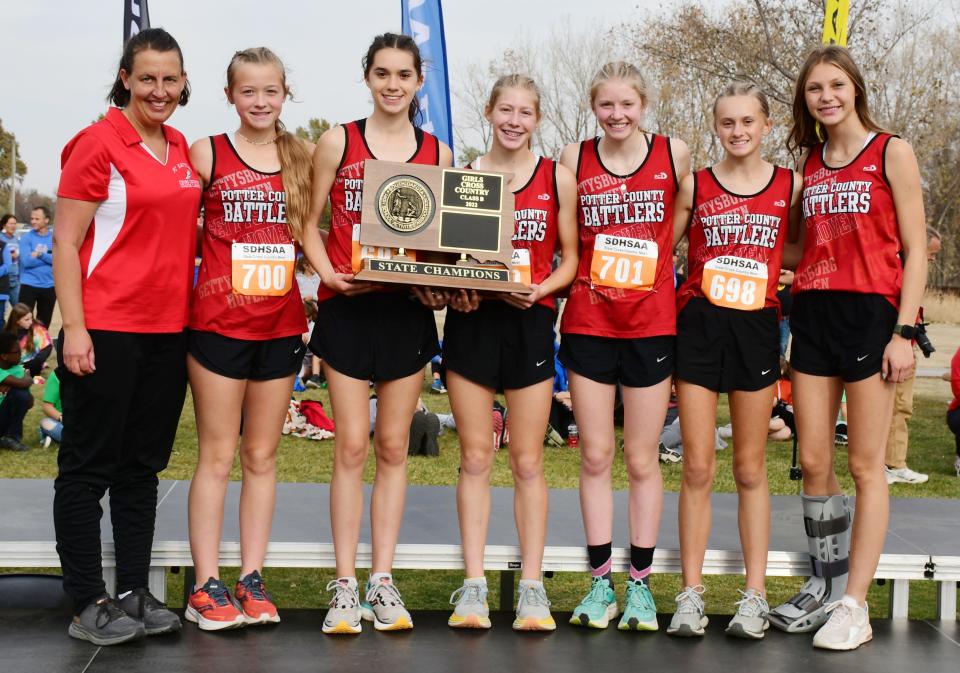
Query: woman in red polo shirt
52 29 200 646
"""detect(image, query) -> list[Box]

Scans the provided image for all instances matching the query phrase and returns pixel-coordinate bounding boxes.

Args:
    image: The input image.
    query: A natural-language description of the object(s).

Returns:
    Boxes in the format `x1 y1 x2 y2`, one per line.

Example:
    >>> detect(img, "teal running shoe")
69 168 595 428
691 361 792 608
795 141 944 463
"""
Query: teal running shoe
618 579 658 631
570 576 618 628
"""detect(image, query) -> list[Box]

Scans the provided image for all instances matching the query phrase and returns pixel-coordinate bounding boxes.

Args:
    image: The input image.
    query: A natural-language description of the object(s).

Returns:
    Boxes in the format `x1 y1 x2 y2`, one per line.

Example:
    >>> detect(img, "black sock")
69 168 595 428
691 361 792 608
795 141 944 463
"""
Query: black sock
587 542 613 584
630 545 655 585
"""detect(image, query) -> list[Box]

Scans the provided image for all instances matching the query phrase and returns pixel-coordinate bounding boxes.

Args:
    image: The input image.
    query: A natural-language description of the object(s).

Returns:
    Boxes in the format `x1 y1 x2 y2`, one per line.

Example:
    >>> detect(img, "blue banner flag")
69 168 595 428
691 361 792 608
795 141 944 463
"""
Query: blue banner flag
124 0 151 43
401 0 453 152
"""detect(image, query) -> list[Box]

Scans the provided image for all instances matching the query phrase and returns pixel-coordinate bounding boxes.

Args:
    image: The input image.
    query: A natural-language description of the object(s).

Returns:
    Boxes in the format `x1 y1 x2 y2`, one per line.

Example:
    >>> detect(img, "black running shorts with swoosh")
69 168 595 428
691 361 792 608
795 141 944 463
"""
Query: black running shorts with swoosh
676 297 779 393
189 330 306 381
443 301 555 391
789 290 898 382
559 333 675 388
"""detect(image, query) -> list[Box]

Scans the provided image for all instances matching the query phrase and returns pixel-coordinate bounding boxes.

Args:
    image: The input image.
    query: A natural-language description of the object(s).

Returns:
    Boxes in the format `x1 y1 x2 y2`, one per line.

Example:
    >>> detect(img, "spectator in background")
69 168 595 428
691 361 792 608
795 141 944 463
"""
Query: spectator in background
5 303 53 378
295 255 321 303
945 346 960 477
19 206 56 327
0 331 33 452
777 269 794 357
884 226 942 485
40 369 63 449
0 213 18 316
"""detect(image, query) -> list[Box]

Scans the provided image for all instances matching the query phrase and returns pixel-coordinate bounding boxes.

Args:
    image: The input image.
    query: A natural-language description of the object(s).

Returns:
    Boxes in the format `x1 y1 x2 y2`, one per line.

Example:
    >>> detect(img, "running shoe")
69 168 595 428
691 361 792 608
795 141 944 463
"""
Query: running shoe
68 595 145 646
884 466 929 484
448 580 491 629
430 379 447 394
835 422 848 446
235 570 280 625
185 578 246 631
955 455 960 477
513 581 555 631
323 578 362 634
363 578 413 631
117 587 181 635
812 596 872 650
618 579 658 631
725 588 769 639
570 576 618 628
658 442 682 464
666 585 708 637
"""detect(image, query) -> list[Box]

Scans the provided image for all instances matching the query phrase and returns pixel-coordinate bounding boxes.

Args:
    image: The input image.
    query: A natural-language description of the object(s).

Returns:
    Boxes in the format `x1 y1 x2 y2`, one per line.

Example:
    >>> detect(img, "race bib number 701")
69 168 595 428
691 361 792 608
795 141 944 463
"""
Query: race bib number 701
701 256 768 311
590 234 658 291
231 242 295 296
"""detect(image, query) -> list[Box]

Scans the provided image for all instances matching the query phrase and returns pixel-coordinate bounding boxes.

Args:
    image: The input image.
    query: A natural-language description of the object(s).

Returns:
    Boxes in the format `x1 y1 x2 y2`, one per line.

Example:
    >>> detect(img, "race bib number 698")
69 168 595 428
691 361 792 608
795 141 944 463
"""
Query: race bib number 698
701 256 768 311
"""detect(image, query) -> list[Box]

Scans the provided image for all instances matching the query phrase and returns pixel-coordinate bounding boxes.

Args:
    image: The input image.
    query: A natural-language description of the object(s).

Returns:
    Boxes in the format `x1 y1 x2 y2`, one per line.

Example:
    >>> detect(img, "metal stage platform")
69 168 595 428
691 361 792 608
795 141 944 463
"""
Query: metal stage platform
2 608 958 673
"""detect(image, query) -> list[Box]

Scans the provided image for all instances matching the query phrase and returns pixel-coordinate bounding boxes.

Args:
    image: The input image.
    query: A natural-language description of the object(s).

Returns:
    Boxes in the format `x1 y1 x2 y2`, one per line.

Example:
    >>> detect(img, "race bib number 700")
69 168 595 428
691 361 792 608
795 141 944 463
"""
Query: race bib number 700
701 256 768 311
231 242 295 296
590 234 658 291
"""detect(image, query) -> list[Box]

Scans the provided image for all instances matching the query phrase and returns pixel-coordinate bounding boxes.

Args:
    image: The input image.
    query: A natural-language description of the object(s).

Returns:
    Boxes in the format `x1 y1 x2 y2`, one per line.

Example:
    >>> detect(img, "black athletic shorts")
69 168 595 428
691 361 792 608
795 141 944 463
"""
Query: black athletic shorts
310 291 439 382
559 333 674 388
790 291 898 382
188 330 305 381
676 297 779 393
443 301 555 391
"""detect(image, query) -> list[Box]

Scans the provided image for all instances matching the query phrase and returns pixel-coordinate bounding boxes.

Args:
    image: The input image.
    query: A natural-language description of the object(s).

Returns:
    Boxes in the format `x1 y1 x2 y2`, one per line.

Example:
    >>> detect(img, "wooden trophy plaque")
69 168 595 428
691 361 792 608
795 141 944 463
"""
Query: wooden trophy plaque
354 160 530 293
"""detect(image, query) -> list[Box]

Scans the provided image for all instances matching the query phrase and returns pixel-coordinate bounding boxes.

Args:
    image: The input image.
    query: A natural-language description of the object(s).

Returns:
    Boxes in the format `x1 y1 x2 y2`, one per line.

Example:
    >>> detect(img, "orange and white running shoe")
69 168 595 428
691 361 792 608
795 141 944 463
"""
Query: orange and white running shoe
236 570 281 625
185 578 246 631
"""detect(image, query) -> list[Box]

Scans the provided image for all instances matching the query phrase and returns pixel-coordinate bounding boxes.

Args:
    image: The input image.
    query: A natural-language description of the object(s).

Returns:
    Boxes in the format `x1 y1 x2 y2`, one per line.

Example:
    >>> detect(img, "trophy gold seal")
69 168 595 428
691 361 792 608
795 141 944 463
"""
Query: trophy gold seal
376 175 434 233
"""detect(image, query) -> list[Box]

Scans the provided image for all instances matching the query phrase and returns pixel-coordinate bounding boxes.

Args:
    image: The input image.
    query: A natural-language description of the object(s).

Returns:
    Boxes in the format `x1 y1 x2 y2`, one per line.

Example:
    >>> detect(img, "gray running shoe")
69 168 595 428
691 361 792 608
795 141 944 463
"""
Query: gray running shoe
448 580 491 629
725 589 769 639
117 587 181 635
363 579 413 631
666 585 708 637
322 578 361 635
513 581 556 631
68 596 145 646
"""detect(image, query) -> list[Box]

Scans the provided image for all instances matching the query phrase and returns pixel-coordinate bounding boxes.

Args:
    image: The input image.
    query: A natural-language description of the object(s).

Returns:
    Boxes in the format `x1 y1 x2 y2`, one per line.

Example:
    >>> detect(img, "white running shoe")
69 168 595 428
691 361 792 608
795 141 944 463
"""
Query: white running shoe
725 589 769 639
812 596 872 650
884 466 929 484
667 585 708 637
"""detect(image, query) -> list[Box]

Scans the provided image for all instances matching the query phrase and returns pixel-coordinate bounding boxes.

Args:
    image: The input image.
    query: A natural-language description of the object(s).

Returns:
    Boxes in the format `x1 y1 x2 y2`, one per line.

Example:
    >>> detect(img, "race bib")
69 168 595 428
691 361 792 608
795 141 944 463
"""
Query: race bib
231 242 295 296
351 223 415 273
590 234 657 290
701 256 768 311
511 248 532 285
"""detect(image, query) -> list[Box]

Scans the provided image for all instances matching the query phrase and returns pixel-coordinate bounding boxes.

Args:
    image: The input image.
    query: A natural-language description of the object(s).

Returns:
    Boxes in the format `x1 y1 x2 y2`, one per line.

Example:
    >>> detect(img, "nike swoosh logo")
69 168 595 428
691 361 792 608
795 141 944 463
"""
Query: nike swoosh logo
657 356 668 363
761 369 772 376
857 354 869 362
536 360 547 367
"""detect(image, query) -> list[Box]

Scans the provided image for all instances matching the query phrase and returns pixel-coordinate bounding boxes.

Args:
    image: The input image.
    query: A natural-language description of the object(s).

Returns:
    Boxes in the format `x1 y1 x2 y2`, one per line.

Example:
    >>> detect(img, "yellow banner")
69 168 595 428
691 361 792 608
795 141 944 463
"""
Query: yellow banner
822 0 851 45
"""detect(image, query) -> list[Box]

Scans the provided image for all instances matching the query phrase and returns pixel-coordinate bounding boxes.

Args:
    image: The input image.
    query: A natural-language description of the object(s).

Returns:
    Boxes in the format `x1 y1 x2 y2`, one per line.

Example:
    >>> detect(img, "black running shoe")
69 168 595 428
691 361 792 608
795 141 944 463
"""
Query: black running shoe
118 587 181 635
68 596 145 646
0 436 29 452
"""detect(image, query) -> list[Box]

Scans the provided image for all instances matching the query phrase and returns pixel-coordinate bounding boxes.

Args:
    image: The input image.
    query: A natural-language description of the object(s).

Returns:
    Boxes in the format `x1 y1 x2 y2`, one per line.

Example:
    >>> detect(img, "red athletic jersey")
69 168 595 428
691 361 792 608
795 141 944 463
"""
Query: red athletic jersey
678 166 792 314
560 135 678 338
469 157 560 310
793 133 902 307
189 134 306 340
318 119 440 302
57 107 201 332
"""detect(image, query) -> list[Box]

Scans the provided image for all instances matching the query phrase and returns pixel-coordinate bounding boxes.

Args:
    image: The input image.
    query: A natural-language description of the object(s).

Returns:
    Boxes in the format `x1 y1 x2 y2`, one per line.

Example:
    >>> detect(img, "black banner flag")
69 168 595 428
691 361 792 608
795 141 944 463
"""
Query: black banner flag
123 0 151 43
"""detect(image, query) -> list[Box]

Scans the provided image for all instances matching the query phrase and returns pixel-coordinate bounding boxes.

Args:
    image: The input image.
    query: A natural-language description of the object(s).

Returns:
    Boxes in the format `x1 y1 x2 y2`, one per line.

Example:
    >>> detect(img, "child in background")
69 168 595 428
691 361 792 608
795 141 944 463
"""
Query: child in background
41 370 63 448
0 331 34 452
5 303 53 378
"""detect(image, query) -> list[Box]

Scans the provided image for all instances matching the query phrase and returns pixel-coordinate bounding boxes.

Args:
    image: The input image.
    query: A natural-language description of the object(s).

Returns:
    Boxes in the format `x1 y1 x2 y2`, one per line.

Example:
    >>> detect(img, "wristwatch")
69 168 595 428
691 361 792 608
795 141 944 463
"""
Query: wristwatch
892 324 916 340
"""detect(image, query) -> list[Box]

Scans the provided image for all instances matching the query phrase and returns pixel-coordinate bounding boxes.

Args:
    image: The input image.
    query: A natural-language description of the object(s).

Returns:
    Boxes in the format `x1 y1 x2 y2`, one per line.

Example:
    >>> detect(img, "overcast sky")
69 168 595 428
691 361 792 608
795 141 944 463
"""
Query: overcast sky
3 1 658 196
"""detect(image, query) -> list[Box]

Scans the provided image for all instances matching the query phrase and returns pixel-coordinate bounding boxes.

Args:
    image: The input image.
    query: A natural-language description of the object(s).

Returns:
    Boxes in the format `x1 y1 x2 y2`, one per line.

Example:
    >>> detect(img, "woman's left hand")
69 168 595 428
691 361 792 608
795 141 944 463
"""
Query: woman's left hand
411 286 448 310
502 284 544 310
882 336 915 383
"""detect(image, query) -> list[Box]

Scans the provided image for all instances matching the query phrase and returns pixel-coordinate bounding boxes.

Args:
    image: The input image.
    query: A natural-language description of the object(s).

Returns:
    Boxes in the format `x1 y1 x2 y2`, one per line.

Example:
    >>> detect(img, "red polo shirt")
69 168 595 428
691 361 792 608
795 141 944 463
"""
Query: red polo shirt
58 107 201 332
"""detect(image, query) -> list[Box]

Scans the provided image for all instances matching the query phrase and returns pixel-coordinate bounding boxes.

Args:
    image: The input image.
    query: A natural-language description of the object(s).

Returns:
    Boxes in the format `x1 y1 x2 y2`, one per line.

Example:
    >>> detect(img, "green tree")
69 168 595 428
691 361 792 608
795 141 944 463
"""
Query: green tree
0 118 28 212
295 118 332 144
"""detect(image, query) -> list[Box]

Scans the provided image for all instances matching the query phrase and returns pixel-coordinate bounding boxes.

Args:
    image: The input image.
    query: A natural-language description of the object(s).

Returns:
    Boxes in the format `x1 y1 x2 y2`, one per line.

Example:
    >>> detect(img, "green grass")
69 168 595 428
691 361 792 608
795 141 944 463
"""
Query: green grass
4 371 957 619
